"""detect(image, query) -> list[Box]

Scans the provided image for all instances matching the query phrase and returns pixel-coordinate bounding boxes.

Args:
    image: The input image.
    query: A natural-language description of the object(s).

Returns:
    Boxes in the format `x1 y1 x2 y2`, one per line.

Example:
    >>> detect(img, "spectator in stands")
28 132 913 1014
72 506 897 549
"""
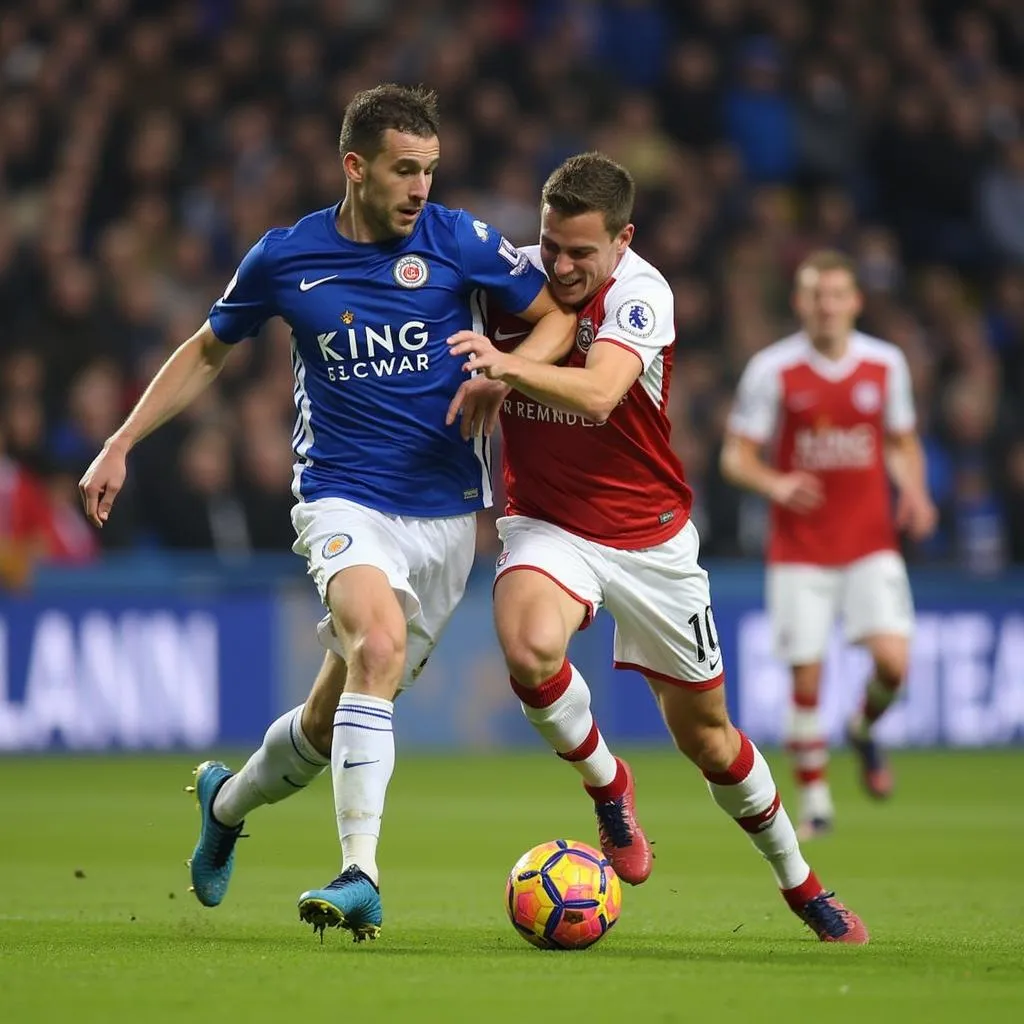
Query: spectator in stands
980 138 1024 266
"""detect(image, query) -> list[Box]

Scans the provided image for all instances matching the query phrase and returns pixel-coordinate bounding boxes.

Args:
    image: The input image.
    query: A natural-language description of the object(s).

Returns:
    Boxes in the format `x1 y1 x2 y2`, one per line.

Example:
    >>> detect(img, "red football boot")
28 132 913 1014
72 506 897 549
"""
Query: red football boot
846 722 894 799
584 758 653 885
796 890 870 944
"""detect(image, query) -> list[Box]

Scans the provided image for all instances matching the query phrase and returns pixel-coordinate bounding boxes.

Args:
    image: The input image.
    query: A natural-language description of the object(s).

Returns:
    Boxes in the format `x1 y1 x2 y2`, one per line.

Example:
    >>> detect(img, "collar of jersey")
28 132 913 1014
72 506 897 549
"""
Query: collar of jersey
325 202 428 251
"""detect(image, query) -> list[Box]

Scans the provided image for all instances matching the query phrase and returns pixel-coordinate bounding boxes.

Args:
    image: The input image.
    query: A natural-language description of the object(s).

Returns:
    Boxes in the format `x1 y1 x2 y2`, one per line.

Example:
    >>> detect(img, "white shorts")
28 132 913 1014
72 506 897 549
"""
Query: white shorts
766 550 914 665
495 516 723 689
291 497 476 687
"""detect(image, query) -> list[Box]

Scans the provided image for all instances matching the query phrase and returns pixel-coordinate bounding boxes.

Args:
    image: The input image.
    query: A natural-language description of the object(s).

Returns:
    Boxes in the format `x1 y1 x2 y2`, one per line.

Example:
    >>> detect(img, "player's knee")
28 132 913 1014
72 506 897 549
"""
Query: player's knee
872 642 908 689
500 622 568 688
348 627 406 694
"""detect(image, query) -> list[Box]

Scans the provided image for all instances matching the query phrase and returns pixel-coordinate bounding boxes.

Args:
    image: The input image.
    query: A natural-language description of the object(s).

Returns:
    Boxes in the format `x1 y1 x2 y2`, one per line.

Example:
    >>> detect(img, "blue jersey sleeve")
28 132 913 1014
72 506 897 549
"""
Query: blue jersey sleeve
208 233 276 344
451 211 548 315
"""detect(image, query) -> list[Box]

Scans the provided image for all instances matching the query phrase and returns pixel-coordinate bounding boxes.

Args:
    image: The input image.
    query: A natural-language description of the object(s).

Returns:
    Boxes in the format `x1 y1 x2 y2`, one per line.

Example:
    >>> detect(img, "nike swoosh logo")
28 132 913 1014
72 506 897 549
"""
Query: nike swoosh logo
299 274 339 291
494 327 528 342
342 759 380 769
708 656 721 672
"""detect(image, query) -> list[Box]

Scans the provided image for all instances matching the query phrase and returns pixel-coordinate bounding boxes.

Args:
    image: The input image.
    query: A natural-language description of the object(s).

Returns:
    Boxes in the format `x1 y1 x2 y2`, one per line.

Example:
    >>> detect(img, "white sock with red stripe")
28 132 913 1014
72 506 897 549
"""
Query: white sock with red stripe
785 695 834 823
704 730 822 908
510 659 621 794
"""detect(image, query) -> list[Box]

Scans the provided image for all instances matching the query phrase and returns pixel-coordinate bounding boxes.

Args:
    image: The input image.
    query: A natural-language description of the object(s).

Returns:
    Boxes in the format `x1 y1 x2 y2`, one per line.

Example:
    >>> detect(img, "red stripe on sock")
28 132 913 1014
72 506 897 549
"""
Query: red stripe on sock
736 789 782 833
796 768 826 784
703 731 755 785
510 659 572 709
782 870 823 912
793 692 819 709
558 721 600 763
785 739 826 752
584 758 627 803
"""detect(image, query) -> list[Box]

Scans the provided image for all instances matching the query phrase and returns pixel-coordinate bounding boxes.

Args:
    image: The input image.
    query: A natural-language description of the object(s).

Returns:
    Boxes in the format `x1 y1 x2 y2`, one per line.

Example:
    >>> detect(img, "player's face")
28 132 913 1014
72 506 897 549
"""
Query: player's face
794 267 862 345
539 206 633 308
352 129 440 239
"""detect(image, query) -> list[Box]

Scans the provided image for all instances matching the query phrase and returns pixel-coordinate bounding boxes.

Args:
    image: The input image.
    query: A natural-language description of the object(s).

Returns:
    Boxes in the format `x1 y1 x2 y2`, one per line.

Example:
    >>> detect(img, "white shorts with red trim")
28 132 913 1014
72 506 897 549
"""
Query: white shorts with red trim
495 515 723 689
766 550 914 665
292 496 476 688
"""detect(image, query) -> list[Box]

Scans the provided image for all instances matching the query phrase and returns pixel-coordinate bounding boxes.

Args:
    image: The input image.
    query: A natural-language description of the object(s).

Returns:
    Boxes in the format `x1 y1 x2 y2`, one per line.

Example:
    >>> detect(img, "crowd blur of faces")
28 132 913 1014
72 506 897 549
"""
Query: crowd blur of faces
2 0 1024 583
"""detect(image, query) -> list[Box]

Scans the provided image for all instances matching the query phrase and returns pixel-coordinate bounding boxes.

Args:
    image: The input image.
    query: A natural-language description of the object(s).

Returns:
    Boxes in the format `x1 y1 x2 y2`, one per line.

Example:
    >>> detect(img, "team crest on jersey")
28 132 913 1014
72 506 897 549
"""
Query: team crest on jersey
575 316 595 354
615 299 656 338
851 380 882 414
393 255 429 289
322 533 352 558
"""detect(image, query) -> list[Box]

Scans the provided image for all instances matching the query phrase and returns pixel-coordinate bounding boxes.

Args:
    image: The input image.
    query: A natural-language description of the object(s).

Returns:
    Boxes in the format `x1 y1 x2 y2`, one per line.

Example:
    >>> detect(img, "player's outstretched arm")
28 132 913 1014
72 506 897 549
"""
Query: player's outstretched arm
720 433 824 514
78 321 233 527
885 431 938 540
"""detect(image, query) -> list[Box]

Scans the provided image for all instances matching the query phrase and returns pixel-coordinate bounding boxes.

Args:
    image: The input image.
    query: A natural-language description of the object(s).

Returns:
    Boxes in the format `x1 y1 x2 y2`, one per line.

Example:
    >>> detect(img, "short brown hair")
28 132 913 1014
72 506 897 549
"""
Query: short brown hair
795 249 858 285
541 152 636 236
339 84 440 159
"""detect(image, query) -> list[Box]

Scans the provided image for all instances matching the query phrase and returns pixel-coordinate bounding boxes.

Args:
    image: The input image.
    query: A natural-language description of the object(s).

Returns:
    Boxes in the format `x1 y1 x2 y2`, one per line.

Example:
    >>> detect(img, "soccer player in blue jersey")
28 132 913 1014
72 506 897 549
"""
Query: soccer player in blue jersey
78 84 574 942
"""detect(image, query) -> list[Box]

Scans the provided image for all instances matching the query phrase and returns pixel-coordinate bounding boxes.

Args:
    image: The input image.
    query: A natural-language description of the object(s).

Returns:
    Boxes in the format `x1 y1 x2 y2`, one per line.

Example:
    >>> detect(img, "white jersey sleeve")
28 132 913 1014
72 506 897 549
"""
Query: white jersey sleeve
595 261 675 371
884 346 916 433
728 350 781 443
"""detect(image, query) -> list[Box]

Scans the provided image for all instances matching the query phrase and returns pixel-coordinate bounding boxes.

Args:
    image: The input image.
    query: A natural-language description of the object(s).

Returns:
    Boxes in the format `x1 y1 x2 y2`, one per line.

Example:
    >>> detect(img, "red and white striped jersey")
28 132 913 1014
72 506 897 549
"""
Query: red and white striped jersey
491 246 691 549
728 331 916 566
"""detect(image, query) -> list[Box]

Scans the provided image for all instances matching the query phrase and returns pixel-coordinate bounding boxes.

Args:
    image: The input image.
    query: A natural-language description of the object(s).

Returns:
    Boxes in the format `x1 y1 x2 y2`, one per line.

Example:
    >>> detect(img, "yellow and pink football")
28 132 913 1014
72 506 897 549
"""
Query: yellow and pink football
505 839 622 950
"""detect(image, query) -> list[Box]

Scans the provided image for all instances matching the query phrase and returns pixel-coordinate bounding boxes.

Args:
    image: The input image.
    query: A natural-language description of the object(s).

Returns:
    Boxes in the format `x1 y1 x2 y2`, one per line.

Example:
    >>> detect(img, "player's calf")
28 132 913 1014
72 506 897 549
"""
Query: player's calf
508 656 653 885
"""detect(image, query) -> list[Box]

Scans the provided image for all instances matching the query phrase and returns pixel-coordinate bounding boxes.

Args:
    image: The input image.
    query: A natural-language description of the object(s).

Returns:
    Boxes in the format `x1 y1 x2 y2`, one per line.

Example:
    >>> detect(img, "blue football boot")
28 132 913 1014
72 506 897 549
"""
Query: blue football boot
185 760 245 907
298 865 383 943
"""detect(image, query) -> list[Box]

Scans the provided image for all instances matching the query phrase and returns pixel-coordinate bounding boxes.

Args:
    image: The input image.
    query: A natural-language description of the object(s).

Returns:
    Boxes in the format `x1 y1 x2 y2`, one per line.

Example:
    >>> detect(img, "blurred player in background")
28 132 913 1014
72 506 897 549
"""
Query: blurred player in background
448 155 868 943
721 251 937 838
79 84 574 941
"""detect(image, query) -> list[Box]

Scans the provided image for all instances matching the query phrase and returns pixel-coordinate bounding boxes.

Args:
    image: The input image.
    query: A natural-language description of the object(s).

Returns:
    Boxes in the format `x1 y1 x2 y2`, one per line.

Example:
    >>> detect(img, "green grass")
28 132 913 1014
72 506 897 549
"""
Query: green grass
0 749 1021 1023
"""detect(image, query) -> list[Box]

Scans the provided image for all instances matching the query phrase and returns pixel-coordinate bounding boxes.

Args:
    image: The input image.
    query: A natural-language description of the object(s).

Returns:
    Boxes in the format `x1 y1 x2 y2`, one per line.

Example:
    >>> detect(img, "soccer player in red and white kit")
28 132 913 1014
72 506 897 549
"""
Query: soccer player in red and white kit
448 154 867 943
721 250 937 839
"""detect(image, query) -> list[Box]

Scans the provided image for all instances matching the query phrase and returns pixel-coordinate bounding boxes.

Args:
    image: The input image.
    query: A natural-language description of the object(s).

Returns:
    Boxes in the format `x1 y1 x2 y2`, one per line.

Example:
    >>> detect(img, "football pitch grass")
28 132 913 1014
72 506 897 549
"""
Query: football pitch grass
1 750 1021 1023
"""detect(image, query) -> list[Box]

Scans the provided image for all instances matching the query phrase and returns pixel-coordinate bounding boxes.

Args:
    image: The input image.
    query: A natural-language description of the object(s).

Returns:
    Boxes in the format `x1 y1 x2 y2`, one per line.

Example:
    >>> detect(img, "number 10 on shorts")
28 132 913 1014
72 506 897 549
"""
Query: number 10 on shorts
688 604 720 666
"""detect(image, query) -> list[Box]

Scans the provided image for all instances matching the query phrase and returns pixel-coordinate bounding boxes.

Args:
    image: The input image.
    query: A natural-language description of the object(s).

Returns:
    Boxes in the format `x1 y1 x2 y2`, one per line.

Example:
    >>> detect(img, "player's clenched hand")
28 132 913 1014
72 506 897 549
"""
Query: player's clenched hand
770 471 824 514
446 377 510 440
78 441 128 528
895 487 937 541
447 331 519 381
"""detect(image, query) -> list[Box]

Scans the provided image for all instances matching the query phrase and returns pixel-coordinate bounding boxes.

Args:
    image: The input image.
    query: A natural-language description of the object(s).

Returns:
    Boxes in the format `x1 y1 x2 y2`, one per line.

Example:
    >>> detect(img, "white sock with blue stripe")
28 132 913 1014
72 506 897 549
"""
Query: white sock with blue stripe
213 705 329 827
333 693 395 887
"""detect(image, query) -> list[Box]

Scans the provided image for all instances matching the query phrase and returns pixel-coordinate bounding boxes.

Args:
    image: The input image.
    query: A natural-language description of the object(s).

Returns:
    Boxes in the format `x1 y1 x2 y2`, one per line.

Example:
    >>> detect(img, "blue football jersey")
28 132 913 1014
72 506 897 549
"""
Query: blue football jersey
208 203 546 516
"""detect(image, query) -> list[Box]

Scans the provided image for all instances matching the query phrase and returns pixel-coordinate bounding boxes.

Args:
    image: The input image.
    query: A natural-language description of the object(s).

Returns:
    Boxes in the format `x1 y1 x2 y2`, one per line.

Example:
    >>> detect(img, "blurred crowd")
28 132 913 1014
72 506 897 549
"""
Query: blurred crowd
2 0 1024 583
